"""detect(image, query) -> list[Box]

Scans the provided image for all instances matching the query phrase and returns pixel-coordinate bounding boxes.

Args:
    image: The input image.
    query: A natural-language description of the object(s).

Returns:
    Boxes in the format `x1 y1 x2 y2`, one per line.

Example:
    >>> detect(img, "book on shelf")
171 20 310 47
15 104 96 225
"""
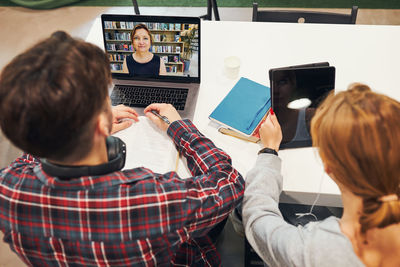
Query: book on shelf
120 21 126 29
209 77 271 143
166 66 178 73
126 22 134 29
112 54 125 61
110 63 123 71
113 116 179 173
104 21 111 29
167 55 174 62
106 43 116 51
174 34 181 42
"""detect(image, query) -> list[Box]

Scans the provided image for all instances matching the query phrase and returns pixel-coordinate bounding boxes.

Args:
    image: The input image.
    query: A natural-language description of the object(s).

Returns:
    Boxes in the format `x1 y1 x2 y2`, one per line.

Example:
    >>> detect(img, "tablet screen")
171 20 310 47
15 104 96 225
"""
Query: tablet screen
270 66 335 149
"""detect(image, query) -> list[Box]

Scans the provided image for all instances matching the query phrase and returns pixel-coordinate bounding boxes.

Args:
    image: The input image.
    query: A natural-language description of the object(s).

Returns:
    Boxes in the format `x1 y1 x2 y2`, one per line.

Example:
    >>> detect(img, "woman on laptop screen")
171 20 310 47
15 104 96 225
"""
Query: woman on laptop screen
122 24 167 77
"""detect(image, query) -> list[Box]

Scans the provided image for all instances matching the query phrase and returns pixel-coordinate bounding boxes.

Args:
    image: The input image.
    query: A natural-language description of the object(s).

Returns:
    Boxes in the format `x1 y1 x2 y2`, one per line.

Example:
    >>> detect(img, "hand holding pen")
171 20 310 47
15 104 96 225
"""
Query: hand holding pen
150 110 170 125
144 103 182 131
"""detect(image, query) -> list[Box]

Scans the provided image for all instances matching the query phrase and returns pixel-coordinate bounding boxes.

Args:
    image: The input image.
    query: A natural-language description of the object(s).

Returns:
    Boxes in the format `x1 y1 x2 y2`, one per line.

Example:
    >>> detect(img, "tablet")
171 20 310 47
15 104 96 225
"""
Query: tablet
269 65 335 149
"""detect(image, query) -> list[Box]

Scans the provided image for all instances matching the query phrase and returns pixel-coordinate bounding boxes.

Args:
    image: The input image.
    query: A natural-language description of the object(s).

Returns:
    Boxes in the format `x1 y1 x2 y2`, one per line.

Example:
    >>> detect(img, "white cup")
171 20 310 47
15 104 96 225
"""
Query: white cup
223 56 240 79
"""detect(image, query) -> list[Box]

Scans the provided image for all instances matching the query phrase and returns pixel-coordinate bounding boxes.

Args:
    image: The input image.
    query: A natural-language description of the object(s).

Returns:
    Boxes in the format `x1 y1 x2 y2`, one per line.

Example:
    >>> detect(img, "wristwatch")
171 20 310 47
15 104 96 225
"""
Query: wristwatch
258 147 278 156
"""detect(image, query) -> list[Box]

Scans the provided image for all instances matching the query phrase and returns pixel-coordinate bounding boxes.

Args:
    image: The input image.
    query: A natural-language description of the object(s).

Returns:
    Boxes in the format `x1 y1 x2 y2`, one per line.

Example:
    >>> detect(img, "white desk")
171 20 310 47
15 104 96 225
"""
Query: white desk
87 19 400 207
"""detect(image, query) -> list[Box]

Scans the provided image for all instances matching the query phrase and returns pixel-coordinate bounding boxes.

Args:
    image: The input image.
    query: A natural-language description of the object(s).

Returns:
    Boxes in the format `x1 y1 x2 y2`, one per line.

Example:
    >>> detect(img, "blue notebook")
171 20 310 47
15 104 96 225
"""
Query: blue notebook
209 77 271 136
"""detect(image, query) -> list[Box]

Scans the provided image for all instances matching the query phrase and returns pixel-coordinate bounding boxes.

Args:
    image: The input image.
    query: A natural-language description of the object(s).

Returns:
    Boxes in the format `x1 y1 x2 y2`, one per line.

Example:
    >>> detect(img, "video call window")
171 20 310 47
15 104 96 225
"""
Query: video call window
103 21 199 78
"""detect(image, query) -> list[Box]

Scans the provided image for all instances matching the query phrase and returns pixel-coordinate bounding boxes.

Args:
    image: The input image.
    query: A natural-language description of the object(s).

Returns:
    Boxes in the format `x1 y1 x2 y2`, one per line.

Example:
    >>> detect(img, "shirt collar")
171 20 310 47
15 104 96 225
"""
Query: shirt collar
34 163 152 190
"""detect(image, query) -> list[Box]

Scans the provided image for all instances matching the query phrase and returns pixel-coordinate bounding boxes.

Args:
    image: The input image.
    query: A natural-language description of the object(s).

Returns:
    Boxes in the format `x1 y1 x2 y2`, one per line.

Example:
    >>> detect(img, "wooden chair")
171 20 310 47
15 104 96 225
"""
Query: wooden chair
252 3 358 24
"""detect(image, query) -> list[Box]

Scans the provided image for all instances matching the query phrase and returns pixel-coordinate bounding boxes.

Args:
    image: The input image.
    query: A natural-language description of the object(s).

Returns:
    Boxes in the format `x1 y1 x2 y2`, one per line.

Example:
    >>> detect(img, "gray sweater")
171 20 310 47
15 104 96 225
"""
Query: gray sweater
242 154 365 267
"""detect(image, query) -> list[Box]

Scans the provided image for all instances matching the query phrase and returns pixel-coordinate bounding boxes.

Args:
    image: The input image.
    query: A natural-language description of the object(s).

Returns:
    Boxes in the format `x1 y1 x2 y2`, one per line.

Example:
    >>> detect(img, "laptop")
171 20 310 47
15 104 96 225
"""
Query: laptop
101 14 201 120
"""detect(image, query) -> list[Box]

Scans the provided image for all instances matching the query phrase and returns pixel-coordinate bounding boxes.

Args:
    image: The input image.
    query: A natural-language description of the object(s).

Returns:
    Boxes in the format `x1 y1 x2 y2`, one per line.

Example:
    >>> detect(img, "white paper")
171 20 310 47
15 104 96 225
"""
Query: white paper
113 116 178 174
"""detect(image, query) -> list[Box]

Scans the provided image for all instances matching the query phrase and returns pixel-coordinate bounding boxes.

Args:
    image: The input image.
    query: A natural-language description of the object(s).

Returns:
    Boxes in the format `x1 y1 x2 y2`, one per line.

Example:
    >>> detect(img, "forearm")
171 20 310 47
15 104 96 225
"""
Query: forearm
167 119 244 235
167 119 233 177
243 154 283 236
243 154 306 266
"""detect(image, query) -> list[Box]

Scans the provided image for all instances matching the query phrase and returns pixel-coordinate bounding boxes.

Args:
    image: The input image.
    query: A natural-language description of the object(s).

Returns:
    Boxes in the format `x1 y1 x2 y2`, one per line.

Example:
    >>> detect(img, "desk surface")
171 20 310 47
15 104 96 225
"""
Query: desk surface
87 19 400 207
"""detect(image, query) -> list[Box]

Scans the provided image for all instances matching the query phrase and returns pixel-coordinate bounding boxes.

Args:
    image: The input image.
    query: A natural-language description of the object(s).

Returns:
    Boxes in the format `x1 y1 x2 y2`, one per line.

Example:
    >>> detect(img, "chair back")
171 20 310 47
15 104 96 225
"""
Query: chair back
252 3 358 24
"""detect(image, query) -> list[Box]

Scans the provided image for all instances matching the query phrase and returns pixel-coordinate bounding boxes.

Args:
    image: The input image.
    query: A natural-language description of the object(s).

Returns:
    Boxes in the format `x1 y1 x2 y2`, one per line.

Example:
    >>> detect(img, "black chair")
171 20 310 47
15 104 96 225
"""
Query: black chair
131 0 220 21
252 3 358 24
132 0 140 15
200 0 220 21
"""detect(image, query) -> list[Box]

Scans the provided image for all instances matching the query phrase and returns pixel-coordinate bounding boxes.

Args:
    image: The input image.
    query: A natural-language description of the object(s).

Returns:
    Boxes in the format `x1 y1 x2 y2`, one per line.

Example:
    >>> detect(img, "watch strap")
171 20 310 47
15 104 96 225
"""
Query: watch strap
258 147 278 156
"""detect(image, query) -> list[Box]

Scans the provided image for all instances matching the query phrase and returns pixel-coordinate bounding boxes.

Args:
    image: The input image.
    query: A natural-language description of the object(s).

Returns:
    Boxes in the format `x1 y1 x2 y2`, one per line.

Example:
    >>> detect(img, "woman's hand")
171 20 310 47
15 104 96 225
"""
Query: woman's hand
259 110 282 152
111 105 139 134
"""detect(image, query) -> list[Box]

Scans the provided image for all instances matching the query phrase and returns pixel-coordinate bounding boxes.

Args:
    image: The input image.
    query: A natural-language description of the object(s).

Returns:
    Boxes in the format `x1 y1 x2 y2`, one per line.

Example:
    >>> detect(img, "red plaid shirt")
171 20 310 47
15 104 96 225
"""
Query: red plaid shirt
0 120 244 266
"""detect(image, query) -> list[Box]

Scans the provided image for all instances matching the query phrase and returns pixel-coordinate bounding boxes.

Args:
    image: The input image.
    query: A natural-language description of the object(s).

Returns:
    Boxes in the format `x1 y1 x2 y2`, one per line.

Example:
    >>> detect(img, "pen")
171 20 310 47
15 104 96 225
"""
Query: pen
151 110 170 124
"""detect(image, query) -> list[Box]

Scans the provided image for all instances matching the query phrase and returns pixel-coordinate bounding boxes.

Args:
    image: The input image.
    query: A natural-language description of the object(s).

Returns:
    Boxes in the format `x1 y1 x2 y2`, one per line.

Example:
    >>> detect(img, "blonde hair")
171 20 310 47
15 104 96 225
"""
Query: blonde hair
311 83 400 233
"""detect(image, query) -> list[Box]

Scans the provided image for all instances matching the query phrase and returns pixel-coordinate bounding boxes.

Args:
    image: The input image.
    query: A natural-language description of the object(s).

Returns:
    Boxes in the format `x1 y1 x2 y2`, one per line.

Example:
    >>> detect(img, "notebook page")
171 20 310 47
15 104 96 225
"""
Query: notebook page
113 116 178 174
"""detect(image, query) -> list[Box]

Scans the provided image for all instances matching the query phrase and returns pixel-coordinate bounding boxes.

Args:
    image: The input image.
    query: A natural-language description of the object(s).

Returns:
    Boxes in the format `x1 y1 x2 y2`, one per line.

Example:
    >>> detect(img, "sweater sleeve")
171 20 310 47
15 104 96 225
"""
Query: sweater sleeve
242 153 308 266
242 154 365 267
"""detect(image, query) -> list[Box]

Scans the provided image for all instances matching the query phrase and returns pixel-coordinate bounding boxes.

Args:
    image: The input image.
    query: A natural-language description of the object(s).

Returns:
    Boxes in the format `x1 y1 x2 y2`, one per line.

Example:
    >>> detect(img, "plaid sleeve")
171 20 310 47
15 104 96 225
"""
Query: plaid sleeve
167 120 245 237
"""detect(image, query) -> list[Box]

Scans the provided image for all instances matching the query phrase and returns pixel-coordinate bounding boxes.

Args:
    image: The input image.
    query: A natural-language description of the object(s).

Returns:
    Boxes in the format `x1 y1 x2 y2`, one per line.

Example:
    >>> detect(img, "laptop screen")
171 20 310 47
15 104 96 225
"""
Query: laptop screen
101 14 200 83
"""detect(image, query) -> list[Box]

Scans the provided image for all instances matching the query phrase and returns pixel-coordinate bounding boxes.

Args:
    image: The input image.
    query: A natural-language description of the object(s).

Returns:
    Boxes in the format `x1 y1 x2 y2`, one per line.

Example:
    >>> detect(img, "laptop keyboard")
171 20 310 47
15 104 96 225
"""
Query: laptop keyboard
111 85 189 110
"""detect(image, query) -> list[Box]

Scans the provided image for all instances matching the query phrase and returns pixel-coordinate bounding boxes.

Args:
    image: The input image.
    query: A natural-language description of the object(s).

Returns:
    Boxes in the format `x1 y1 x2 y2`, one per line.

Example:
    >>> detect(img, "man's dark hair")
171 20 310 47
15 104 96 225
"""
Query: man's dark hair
0 31 111 161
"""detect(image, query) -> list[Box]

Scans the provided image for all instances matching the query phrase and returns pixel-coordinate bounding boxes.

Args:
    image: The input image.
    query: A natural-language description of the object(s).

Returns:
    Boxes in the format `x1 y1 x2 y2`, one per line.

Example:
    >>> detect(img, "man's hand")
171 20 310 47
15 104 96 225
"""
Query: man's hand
144 103 181 132
111 105 139 134
259 110 282 152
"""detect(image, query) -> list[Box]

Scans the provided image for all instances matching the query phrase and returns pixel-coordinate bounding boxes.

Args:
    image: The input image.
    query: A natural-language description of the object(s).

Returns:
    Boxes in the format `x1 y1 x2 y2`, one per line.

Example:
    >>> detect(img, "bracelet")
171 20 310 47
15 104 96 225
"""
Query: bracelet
258 147 278 156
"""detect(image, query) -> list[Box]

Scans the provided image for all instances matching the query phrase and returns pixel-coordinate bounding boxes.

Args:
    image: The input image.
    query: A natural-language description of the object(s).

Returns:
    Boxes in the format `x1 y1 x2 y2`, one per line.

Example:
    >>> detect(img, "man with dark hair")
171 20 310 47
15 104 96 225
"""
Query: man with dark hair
0 32 244 266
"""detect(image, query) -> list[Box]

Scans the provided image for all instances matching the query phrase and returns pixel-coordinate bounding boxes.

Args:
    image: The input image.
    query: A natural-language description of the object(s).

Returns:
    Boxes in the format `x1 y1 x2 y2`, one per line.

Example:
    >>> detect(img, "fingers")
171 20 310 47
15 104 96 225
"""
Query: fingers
144 103 181 122
259 109 282 152
114 110 139 122
144 103 182 132
144 103 160 114
144 104 163 128
113 104 139 116
269 110 281 129
111 119 133 135
260 117 274 137
113 105 139 122
144 109 169 132
146 115 167 131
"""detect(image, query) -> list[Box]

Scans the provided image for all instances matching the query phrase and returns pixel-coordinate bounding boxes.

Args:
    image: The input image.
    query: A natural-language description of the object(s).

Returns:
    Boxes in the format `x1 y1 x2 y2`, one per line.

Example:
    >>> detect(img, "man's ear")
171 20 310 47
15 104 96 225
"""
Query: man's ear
96 112 111 137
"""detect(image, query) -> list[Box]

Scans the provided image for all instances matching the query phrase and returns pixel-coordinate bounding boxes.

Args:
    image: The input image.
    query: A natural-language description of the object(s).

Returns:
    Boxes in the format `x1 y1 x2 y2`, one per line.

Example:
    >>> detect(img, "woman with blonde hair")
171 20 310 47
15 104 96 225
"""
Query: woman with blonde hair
123 24 166 77
242 83 400 267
